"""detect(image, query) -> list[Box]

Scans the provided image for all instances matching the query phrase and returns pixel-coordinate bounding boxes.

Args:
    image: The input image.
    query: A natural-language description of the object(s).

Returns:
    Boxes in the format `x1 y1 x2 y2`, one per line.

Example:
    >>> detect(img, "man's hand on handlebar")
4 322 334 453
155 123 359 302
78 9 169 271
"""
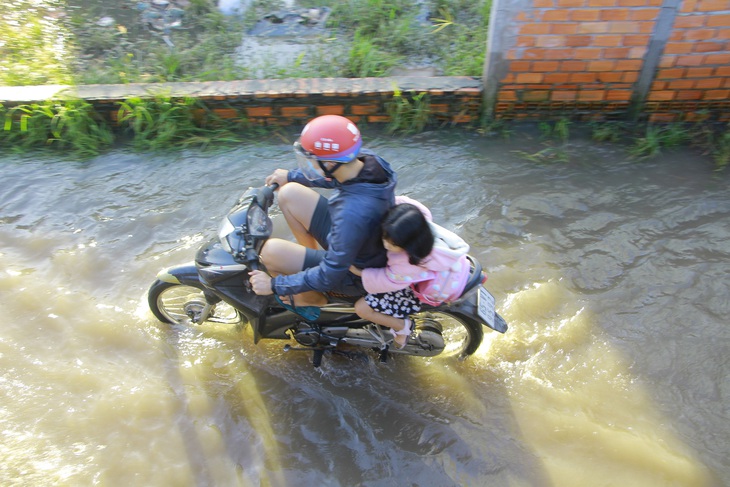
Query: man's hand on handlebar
250 270 274 296
265 169 289 188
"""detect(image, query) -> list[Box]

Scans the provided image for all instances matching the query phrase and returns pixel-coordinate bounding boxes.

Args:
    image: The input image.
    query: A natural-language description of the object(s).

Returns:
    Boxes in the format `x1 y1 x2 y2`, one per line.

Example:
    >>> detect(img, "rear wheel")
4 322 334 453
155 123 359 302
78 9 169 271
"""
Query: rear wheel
148 280 240 326
412 311 483 358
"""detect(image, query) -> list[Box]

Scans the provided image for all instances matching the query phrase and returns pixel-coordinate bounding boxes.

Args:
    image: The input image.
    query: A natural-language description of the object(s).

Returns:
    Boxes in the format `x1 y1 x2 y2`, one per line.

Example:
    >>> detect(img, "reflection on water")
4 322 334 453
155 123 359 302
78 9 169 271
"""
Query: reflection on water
0 129 727 486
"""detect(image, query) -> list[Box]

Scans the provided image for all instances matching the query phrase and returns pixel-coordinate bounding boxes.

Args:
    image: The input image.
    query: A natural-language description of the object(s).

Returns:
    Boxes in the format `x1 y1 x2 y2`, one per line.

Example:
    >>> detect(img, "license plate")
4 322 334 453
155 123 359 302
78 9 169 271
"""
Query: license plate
477 286 496 329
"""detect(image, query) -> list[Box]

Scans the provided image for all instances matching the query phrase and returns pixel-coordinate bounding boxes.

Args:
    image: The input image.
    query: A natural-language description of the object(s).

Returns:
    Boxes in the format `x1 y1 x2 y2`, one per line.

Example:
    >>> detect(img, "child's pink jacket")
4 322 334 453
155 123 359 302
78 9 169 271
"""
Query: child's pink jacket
361 196 471 306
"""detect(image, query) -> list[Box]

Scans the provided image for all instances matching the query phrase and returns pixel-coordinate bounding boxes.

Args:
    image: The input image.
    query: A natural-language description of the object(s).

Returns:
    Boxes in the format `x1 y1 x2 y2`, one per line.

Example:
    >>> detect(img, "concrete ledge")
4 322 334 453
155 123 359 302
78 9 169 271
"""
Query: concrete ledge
0 77 484 127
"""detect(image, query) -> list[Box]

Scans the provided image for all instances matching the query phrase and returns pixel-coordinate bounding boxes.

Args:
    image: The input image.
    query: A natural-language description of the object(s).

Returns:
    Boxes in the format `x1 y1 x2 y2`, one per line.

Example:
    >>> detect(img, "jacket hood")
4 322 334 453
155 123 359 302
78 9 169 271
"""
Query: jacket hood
421 222 470 271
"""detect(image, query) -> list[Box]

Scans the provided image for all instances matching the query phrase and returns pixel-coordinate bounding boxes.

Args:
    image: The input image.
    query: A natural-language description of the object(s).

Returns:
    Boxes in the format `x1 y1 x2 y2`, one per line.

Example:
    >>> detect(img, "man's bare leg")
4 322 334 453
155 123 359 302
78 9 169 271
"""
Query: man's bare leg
277 183 322 249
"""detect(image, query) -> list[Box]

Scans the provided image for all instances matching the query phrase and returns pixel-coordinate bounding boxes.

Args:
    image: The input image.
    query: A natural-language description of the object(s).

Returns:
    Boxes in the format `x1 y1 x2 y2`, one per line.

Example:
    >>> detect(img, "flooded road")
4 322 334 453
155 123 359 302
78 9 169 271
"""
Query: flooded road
1 128 728 486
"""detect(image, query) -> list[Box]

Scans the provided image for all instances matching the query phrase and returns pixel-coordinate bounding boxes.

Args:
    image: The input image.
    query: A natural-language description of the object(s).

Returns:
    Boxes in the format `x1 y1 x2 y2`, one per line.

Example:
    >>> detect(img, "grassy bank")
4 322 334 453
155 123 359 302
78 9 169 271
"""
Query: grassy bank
1 97 728 171
0 0 491 86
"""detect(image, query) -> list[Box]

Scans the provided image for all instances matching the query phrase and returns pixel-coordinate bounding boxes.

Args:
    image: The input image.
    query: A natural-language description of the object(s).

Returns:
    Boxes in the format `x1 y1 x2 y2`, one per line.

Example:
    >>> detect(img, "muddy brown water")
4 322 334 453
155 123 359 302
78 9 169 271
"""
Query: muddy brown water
1 128 728 486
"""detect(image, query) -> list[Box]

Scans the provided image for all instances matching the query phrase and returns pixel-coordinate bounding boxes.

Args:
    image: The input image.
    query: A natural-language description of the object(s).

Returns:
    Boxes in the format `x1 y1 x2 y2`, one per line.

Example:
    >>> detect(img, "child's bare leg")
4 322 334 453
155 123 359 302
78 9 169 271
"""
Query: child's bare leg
354 298 410 346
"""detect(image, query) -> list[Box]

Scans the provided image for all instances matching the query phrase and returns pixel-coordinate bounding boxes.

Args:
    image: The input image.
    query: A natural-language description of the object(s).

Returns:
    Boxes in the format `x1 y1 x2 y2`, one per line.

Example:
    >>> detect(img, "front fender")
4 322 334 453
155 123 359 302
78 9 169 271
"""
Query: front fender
156 263 200 286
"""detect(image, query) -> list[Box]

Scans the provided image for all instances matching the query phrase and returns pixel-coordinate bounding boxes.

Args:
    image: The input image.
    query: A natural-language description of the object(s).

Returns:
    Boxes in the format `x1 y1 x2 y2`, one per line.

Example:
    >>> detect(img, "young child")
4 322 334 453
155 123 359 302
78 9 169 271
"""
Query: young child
350 197 471 349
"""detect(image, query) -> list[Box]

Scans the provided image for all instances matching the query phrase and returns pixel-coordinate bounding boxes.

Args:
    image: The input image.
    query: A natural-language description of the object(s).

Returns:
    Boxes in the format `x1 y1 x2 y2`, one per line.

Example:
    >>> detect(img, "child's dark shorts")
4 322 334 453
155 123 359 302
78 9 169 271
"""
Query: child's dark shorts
364 287 422 318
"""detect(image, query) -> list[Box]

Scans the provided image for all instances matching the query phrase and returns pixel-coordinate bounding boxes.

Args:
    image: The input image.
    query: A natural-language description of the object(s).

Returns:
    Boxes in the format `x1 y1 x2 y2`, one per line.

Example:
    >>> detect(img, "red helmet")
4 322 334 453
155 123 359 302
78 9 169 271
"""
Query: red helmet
297 115 362 163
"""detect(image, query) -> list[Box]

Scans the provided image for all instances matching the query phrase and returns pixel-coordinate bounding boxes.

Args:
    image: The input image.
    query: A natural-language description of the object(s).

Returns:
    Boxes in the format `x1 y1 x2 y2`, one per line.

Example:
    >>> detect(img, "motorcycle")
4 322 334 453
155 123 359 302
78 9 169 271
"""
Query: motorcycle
147 184 508 367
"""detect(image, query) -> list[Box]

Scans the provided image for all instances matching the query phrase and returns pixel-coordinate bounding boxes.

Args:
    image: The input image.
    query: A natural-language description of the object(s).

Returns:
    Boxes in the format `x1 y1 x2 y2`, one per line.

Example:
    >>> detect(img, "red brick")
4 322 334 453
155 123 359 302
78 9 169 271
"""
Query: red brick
557 0 586 6
520 23 551 35
604 47 631 58
616 60 643 70
536 35 568 47
695 78 723 89
657 68 686 79
280 106 310 117
606 90 632 100
497 91 518 101
683 29 720 41
676 54 707 66
706 53 730 64
570 73 598 82
600 9 629 21
698 0 729 12
566 35 593 47
516 73 545 83
707 15 730 27
544 73 573 83
571 9 600 21
618 0 648 6
213 108 238 119
686 67 714 77
589 60 617 71
588 0 618 5
676 90 704 100
517 36 535 47
523 49 546 59
578 22 610 34
664 42 697 54
593 35 624 46
623 34 651 46
609 22 641 33
573 48 604 59
543 10 571 21
674 16 705 28
659 56 677 68
551 23 580 34
535 0 555 6
544 49 577 59
704 90 730 99
523 90 551 101
510 61 532 71
680 0 698 12
578 90 606 101
667 79 696 89
561 60 589 71
630 9 659 21
598 72 624 82
351 105 378 115
622 72 640 82
695 42 726 52
246 106 272 117
629 47 648 58
533 61 561 71
551 91 578 101
315 105 344 116
716 66 730 76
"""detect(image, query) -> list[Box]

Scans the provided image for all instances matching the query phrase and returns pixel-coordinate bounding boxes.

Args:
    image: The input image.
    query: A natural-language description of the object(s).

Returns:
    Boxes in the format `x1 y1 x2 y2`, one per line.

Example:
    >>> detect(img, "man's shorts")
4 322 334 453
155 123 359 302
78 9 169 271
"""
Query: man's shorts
301 194 365 297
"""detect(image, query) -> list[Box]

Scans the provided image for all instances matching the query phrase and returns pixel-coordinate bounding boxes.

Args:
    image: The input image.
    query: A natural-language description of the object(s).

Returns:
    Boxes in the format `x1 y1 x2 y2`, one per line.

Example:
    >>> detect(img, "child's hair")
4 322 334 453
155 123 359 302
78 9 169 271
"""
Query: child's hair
381 203 434 265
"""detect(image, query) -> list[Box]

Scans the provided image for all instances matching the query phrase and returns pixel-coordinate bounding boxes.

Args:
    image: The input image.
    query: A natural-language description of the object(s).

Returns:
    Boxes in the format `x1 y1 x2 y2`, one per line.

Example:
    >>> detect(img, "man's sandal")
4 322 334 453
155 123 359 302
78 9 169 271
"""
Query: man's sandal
391 318 412 350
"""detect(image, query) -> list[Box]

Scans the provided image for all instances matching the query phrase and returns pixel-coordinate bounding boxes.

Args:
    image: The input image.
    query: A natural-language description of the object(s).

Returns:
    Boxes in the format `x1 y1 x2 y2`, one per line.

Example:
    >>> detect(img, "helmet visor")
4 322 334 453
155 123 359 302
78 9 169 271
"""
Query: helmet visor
293 141 329 181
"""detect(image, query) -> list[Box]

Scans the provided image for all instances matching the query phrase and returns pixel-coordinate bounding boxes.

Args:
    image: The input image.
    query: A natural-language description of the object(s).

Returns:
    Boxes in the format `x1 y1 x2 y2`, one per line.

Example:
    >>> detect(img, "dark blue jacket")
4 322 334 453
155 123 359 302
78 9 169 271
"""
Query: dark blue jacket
271 149 396 296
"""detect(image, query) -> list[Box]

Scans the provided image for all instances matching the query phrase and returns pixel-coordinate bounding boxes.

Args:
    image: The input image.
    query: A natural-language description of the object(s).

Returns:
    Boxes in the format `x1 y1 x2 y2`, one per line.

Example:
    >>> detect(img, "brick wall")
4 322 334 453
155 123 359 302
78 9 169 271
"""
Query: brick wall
648 1 730 121
483 0 730 122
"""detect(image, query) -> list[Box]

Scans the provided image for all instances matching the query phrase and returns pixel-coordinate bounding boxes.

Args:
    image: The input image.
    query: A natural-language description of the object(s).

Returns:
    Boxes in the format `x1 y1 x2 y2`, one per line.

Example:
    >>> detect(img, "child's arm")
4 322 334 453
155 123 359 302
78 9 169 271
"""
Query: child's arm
361 254 434 294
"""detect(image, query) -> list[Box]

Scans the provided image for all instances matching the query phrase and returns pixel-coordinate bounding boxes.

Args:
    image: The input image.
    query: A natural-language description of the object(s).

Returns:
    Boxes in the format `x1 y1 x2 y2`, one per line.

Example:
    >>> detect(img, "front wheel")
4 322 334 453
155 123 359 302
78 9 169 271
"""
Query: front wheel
148 280 240 326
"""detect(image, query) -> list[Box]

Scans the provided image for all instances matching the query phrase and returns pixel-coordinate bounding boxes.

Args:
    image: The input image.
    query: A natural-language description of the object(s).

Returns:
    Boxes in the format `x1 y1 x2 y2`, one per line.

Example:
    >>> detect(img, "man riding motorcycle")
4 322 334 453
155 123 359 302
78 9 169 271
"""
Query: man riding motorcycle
249 115 397 308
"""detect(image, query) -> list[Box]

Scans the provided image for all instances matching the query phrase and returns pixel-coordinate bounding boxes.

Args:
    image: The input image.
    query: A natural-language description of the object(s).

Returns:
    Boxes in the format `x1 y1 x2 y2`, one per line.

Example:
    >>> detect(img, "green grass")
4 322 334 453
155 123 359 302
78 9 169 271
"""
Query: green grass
385 87 431 134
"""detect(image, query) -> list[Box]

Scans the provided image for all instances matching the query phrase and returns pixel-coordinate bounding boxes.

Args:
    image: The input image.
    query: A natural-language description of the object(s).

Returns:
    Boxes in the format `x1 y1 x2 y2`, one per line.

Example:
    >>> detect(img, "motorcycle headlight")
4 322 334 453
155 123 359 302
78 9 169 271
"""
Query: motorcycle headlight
218 217 236 253
247 204 272 237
